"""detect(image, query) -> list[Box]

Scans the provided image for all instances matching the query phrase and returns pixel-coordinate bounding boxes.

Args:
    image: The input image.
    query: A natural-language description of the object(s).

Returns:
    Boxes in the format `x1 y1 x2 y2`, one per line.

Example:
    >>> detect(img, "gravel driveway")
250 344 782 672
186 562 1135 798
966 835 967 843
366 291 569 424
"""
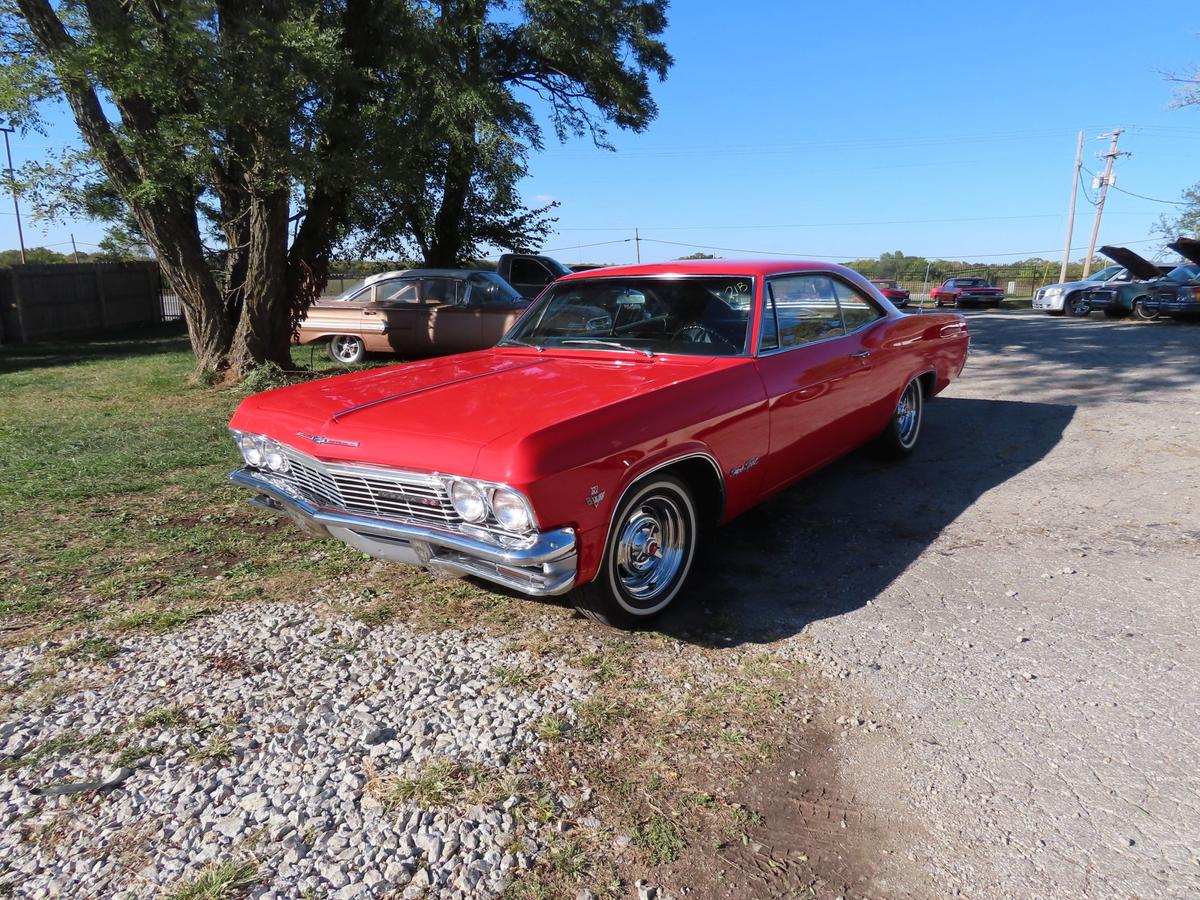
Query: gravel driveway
1 606 587 897
671 310 1200 898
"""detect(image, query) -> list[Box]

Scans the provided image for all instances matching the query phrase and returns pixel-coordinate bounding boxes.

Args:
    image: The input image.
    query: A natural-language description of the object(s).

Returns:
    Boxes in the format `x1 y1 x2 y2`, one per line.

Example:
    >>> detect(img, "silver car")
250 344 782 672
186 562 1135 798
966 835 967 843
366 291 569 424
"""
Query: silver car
1033 265 1130 316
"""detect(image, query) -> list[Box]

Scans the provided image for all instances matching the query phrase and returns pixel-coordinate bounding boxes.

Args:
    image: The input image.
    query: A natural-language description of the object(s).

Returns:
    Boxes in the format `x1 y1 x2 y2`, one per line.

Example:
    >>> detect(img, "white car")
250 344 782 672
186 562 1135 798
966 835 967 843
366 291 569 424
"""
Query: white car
1033 266 1130 316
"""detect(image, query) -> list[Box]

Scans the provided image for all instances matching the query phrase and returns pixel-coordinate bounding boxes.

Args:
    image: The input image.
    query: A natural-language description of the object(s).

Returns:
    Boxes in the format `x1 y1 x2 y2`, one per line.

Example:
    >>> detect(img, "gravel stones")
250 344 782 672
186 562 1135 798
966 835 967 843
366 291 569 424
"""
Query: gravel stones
0 604 588 897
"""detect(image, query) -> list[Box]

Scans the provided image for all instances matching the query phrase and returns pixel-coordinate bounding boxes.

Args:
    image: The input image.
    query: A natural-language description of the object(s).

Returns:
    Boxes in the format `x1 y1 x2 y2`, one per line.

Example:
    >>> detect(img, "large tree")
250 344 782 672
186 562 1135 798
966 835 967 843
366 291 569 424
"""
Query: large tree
1 0 670 379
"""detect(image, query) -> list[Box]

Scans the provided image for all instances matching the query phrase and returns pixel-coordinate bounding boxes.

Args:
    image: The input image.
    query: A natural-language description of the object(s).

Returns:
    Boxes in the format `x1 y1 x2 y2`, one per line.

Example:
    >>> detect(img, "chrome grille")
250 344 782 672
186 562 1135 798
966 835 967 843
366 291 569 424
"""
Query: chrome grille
276 446 463 529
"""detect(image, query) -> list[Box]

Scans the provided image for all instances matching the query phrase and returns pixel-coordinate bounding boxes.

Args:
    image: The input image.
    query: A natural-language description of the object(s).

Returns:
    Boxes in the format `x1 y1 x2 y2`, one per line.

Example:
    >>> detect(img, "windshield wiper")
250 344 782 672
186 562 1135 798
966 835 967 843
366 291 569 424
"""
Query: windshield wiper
499 338 544 351
558 339 654 357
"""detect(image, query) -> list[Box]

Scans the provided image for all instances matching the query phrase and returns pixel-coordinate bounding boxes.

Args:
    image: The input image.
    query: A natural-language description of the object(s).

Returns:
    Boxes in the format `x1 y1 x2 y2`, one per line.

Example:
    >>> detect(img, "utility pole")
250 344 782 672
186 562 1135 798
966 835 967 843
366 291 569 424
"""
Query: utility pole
0 124 27 264
634 227 641 264
1082 129 1128 278
1059 130 1084 284
70 234 81 263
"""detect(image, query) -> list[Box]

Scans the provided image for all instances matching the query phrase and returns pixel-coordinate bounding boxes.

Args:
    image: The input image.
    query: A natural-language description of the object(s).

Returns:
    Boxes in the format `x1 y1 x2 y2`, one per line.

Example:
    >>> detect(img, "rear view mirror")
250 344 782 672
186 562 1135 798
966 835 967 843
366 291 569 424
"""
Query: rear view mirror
615 289 646 307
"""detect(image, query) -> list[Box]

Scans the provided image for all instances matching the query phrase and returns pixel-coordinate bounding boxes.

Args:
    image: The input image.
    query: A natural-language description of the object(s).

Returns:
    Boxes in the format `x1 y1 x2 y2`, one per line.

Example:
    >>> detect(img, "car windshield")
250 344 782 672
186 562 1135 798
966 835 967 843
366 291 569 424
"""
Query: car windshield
955 278 987 287
1092 266 1124 282
1167 264 1200 282
499 275 755 356
872 280 897 288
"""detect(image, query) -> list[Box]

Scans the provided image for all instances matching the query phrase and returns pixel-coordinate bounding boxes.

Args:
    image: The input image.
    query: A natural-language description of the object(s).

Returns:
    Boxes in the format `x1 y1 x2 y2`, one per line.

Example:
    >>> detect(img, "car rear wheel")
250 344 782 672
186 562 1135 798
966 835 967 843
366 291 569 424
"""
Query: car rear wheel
1066 294 1091 317
1133 299 1159 321
569 474 698 629
328 335 366 365
873 377 924 459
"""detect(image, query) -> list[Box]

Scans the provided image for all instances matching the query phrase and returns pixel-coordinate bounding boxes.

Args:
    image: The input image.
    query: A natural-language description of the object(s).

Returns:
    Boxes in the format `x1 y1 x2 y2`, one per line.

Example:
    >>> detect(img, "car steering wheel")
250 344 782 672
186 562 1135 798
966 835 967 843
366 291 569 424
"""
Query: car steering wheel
672 324 736 348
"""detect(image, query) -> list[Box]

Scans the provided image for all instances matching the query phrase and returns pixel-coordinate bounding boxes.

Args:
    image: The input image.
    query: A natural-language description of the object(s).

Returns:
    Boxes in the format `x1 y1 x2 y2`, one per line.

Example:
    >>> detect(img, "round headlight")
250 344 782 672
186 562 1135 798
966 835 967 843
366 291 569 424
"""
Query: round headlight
491 488 531 532
238 434 265 467
264 444 289 473
450 481 488 523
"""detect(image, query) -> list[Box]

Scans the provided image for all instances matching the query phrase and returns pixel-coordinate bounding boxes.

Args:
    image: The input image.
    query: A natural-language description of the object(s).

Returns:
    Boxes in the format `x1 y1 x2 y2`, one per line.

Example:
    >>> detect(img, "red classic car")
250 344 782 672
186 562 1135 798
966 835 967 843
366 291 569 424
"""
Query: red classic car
930 277 1004 308
869 279 911 309
229 261 969 627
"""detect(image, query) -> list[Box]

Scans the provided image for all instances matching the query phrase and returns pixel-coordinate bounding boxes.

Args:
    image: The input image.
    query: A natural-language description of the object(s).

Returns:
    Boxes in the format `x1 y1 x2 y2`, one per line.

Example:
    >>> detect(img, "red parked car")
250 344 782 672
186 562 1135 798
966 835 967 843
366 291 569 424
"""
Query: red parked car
869 279 911 308
228 260 970 627
931 277 1004 308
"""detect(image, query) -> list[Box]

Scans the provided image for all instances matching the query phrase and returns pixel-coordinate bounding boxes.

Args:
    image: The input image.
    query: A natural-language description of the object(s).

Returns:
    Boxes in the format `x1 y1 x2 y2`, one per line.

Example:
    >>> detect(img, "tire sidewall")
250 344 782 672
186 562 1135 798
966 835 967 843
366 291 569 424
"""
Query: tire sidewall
894 378 924 452
603 476 697 619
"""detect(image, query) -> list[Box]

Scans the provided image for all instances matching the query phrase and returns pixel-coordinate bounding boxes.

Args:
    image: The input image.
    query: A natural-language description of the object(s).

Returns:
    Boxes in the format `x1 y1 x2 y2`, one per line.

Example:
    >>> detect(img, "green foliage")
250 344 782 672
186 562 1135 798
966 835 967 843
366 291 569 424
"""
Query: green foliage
1155 182 1200 245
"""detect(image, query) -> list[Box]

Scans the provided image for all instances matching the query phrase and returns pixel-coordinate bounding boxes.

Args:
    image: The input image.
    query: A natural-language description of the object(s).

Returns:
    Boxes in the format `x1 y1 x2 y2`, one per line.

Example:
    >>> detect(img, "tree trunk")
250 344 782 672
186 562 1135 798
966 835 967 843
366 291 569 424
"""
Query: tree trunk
226 183 294 379
426 137 475 266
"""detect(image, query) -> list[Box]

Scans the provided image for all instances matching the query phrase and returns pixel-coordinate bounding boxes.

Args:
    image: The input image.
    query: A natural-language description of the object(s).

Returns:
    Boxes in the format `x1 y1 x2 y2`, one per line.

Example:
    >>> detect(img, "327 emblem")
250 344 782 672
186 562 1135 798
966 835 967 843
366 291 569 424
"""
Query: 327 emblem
584 485 605 507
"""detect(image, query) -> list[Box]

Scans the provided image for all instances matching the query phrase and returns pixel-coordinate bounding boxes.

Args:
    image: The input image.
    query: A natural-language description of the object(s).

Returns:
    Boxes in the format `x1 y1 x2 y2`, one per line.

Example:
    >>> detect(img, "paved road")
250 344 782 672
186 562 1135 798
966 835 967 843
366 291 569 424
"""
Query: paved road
668 310 1200 898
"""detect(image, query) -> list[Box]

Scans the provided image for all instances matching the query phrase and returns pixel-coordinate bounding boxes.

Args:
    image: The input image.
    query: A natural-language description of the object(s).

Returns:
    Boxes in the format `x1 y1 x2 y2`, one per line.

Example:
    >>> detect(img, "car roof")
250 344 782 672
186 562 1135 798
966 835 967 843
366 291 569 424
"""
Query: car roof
361 268 493 285
557 259 861 281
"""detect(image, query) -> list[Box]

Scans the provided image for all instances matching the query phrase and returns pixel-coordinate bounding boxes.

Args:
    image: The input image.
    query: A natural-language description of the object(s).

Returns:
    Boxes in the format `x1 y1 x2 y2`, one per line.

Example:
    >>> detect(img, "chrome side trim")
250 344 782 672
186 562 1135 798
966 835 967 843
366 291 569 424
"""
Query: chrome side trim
231 468 576 597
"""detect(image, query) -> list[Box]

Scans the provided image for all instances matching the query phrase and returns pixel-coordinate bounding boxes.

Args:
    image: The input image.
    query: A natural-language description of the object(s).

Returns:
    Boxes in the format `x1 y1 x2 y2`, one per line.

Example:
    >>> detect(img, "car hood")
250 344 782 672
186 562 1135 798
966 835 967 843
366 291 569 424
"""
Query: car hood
1098 246 1161 281
1168 237 1200 266
229 349 725 477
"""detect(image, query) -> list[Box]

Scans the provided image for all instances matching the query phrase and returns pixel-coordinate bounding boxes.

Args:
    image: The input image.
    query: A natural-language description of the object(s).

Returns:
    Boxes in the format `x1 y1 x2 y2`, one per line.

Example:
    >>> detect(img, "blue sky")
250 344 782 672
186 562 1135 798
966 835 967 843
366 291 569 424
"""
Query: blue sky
4 0 1200 265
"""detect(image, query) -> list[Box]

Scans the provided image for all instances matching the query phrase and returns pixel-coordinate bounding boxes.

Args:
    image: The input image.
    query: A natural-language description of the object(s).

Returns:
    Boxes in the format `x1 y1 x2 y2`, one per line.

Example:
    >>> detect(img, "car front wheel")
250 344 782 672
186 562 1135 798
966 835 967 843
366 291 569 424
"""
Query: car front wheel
328 335 366 365
1133 299 1159 321
1066 294 1091 317
873 377 924 459
569 474 698 628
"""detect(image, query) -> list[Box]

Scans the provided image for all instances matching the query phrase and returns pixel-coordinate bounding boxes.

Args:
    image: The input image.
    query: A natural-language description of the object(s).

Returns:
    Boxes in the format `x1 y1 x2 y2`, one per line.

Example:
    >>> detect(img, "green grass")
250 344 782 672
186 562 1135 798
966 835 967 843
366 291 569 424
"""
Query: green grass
632 815 685 865
0 329 387 641
165 859 258 900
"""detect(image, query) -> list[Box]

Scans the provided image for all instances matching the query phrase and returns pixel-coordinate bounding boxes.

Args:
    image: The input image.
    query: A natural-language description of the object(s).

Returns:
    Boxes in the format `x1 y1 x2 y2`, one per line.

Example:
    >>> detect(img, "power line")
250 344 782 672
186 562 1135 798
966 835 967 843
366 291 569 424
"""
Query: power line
1108 183 1190 205
637 235 1162 262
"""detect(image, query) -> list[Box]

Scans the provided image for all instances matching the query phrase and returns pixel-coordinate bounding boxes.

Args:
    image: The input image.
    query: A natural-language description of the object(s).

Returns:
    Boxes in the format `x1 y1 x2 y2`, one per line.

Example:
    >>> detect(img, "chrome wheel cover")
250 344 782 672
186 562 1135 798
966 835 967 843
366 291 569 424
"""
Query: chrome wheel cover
614 495 687 608
896 381 921 448
331 336 361 362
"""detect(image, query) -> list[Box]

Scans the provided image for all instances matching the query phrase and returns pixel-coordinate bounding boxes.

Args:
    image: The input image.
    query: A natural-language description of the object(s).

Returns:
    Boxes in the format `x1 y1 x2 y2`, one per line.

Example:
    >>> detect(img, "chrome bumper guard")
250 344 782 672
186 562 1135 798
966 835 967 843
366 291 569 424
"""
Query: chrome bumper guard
230 467 577 597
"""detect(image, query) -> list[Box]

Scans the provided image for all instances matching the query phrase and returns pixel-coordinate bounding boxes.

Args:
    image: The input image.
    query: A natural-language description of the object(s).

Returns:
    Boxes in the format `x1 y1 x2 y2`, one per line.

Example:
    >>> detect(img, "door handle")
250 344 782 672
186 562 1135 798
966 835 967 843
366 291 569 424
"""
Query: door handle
851 350 871 359
363 309 379 316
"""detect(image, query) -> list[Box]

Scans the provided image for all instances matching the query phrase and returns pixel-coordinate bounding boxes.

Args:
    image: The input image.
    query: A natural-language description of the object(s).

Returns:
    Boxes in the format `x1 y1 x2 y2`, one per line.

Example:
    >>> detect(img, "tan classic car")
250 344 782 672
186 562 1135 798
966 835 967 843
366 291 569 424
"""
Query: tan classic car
298 269 530 364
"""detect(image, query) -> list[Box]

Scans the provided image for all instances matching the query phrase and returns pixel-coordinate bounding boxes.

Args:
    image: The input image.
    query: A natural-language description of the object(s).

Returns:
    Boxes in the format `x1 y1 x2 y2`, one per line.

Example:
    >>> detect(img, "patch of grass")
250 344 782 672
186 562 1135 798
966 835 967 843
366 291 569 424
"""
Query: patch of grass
190 734 233 763
535 715 566 743
632 815 685 865
0 731 82 772
58 636 121 662
110 605 212 634
135 705 187 729
491 665 538 690
165 859 258 900
371 758 519 811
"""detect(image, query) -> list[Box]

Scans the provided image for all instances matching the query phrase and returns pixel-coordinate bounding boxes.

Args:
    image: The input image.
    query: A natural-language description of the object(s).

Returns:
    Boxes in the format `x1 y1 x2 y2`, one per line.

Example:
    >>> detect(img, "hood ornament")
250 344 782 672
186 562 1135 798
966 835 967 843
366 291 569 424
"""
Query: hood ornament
297 432 360 448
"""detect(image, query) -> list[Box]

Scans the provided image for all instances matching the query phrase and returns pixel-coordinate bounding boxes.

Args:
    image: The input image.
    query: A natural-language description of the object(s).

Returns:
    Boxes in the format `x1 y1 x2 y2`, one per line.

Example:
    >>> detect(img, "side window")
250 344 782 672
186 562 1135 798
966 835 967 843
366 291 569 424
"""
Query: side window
372 279 421 305
765 274 844 349
418 278 457 306
758 285 779 351
833 280 885 331
510 258 554 288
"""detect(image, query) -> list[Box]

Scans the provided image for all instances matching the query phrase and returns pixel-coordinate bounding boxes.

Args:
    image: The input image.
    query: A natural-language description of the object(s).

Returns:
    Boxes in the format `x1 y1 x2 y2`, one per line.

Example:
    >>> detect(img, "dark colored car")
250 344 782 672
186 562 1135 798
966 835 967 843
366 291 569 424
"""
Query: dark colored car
869 279 910 308
1080 247 1176 320
1145 239 1200 320
931 277 1004 308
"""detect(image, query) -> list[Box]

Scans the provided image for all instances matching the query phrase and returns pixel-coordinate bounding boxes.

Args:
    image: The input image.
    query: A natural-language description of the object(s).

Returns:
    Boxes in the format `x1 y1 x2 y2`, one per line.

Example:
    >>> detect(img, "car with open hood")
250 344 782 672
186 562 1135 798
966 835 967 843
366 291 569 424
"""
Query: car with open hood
1144 238 1200 320
229 260 969 628
1033 264 1130 316
1079 247 1176 320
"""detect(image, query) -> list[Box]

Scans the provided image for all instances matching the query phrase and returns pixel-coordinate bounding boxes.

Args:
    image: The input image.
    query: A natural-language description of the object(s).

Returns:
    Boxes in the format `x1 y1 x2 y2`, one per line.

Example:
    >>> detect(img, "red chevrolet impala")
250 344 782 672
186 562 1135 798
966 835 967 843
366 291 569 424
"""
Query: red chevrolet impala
229 260 969 627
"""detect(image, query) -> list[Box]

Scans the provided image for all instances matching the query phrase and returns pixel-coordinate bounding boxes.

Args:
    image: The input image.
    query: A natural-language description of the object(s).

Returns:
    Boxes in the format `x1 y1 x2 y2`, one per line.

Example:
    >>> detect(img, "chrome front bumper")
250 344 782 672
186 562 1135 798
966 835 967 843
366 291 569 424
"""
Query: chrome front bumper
230 468 577 597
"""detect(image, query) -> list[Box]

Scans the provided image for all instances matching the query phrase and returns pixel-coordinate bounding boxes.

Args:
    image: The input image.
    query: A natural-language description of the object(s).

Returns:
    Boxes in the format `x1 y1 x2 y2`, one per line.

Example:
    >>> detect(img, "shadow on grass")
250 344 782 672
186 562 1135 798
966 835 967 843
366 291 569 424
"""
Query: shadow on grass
0 324 191 374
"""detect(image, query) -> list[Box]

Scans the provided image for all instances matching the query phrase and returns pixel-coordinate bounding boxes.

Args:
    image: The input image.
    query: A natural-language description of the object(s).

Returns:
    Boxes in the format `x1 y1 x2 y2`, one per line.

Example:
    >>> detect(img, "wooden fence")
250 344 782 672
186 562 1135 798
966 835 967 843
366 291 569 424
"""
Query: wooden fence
0 262 162 343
